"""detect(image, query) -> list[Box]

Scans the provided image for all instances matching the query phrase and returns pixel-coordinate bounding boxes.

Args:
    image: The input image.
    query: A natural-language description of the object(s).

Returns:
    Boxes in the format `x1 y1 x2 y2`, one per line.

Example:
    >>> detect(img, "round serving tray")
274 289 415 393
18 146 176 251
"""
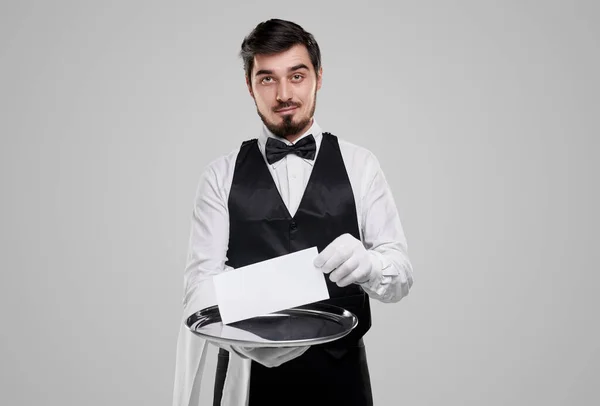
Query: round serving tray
186 302 357 348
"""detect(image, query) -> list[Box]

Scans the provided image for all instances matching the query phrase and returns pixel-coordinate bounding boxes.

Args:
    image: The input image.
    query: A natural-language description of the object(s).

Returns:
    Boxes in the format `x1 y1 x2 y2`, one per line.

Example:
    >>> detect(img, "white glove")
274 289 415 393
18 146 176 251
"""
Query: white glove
230 346 309 368
313 233 374 287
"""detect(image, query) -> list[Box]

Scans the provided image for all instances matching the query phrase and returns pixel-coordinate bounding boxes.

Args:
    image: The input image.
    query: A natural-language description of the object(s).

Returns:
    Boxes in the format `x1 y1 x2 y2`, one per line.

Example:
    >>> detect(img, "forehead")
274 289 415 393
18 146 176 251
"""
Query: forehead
252 44 313 75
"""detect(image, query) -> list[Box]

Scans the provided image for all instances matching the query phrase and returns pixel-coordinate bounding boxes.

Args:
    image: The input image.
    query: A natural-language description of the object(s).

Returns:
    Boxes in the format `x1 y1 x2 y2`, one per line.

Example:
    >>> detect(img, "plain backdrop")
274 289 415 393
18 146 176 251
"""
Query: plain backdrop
1 1 598 405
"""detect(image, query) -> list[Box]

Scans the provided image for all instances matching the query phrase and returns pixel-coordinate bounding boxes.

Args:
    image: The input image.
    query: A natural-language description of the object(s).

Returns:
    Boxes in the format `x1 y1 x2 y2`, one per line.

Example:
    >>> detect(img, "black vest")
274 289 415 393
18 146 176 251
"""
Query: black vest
225 132 371 345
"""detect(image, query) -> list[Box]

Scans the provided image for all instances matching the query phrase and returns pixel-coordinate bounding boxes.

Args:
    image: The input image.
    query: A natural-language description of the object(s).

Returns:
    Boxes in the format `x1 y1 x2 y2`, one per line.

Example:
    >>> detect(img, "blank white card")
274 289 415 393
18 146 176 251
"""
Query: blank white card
213 247 330 324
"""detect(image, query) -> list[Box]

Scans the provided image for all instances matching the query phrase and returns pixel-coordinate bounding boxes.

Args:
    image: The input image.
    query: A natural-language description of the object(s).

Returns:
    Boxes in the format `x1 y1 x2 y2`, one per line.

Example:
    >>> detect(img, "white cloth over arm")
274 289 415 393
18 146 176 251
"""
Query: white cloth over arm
172 157 251 406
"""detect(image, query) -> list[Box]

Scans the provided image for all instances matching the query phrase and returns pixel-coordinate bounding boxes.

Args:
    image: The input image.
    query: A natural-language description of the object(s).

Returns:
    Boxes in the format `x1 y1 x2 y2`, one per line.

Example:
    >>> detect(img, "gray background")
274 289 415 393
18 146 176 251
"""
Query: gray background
1 1 598 405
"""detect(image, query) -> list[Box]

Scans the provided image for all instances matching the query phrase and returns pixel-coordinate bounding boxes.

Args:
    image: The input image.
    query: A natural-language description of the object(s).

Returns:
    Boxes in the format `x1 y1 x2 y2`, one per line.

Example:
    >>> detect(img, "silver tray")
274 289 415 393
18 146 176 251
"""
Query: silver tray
186 303 357 348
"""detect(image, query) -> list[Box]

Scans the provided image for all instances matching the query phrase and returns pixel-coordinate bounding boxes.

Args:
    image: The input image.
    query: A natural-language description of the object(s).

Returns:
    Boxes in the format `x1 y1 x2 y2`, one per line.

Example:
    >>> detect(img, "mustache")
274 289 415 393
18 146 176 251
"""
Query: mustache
273 101 301 112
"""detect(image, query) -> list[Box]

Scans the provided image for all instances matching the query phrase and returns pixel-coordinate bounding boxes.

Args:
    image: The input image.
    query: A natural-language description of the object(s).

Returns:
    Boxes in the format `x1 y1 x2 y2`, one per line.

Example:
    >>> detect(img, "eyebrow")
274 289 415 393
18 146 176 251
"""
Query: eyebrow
254 64 310 77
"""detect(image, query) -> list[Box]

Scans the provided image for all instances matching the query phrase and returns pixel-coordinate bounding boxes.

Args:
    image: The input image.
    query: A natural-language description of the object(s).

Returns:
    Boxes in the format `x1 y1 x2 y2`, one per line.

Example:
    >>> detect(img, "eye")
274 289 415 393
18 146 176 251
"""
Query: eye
291 74 304 82
261 76 274 84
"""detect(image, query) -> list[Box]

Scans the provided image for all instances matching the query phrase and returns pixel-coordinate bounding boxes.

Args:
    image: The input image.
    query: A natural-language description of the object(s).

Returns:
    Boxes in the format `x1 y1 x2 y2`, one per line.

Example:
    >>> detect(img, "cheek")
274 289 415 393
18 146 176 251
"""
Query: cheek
299 87 315 107
254 88 275 110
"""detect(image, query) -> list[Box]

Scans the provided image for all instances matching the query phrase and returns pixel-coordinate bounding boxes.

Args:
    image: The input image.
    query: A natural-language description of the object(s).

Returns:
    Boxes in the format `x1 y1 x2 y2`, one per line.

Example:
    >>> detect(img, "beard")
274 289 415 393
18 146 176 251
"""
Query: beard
256 91 317 139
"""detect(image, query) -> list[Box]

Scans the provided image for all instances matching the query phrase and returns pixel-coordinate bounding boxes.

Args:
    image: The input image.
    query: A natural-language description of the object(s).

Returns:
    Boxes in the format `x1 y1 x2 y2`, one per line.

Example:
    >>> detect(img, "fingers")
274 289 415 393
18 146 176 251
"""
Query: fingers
314 234 373 287
314 243 353 274
314 234 354 269
313 241 338 269
336 262 371 287
264 347 305 367
328 256 359 283
274 346 309 365
234 346 309 368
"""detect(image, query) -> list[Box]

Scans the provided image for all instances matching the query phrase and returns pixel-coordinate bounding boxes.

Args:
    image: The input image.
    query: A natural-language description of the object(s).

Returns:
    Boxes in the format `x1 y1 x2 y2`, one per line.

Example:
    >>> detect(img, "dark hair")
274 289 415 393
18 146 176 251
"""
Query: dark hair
240 19 321 79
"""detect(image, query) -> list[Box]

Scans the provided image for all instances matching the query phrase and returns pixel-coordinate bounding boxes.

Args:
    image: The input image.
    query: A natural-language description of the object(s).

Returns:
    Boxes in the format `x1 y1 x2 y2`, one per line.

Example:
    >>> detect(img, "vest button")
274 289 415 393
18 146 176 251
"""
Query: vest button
289 221 298 231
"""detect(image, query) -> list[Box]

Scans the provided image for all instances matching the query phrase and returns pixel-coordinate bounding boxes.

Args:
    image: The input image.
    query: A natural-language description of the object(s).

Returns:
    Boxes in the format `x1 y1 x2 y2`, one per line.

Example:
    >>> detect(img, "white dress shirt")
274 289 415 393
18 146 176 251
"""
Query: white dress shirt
173 119 414 406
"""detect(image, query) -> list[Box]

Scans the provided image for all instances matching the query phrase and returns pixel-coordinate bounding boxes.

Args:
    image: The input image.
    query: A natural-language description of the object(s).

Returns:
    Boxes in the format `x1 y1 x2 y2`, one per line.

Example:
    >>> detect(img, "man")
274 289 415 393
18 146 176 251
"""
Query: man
172 18 414 406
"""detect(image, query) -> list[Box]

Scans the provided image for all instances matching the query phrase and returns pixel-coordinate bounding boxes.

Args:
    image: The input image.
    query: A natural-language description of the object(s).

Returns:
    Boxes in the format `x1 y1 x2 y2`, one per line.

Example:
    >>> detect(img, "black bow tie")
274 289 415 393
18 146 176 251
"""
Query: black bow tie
265 134 316 164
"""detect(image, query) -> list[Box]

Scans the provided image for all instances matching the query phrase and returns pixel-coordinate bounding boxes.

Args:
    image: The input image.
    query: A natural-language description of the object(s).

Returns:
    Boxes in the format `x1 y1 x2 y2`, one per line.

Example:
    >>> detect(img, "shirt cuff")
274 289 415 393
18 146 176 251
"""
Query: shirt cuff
358 250 398 292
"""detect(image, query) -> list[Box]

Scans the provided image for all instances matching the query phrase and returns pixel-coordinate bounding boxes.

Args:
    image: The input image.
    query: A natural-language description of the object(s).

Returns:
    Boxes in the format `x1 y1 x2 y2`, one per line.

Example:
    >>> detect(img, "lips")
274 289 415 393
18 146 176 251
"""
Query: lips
275 106 299 113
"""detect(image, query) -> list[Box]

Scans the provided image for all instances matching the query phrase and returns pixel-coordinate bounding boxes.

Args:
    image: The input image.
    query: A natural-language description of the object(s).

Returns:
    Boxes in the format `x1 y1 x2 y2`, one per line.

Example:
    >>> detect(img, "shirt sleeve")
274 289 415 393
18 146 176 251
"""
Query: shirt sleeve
182 162 233 314
357 152 414 303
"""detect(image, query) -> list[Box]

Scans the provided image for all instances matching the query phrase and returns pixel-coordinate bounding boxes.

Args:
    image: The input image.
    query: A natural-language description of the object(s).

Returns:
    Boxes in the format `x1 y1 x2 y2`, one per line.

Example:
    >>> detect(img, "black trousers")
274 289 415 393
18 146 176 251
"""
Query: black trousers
213 339 373 406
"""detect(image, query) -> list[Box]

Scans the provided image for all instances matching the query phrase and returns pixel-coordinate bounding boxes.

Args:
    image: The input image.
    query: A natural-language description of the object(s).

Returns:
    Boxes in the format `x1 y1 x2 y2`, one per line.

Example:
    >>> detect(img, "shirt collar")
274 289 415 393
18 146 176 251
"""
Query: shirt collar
257 119 323 169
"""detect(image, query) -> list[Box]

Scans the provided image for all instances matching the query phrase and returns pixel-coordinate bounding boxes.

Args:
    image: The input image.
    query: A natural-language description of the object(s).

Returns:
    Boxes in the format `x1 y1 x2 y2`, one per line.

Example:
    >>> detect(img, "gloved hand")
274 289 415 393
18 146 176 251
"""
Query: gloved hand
313 233 374 287
230 346 309 368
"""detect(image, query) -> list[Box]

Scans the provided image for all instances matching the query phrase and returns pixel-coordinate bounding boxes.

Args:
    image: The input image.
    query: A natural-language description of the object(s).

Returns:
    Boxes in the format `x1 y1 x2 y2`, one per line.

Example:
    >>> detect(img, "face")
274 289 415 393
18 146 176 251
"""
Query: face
246 44 323 141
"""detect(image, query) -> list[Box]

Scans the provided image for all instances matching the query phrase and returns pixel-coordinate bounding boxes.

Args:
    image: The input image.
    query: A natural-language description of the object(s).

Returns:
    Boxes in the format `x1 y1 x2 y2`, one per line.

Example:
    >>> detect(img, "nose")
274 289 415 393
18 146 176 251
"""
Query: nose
276 81 292 102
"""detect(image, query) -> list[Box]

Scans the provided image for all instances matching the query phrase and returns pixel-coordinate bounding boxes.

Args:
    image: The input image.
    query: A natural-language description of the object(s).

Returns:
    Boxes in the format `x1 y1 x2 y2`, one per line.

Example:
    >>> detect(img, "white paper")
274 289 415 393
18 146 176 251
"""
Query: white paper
213 247 330 324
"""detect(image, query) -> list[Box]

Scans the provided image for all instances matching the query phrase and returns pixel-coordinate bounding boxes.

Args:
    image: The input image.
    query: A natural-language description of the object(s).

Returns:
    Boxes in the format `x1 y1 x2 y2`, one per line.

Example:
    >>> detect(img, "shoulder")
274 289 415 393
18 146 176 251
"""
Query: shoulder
204 145 241 178
325 132 384 204
336 137 380 166
194 142 249 201
326 133 382 180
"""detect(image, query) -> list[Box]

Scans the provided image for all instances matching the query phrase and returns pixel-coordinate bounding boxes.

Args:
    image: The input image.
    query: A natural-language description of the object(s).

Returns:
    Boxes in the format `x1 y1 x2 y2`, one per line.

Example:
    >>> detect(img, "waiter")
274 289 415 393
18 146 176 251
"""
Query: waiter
172 18 414 406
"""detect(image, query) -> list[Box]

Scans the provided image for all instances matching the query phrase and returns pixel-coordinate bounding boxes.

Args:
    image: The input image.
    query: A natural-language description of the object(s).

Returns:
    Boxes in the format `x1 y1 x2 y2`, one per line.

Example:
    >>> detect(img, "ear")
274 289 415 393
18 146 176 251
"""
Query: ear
245 75 254 97
316 66 323 91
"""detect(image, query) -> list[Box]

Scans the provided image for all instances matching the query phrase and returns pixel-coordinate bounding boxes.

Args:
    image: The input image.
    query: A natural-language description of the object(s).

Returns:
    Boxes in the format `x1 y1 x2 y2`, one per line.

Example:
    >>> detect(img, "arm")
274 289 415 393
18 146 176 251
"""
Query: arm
356 155 414 303
313 152 414 303
182 163 232 315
